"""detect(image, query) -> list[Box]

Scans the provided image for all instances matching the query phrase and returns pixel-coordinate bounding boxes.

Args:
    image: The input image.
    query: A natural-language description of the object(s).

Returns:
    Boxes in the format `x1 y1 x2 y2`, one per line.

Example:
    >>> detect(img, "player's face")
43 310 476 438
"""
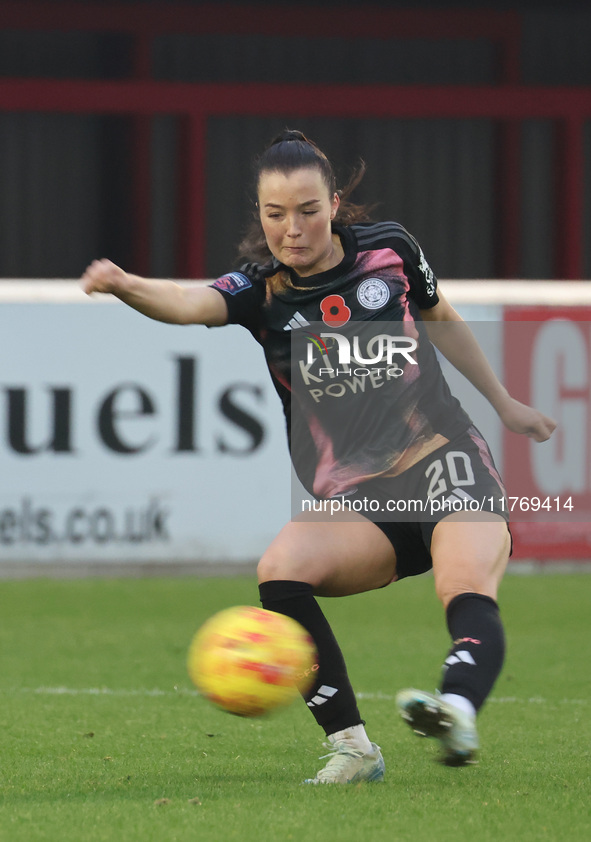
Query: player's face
258 168 340 277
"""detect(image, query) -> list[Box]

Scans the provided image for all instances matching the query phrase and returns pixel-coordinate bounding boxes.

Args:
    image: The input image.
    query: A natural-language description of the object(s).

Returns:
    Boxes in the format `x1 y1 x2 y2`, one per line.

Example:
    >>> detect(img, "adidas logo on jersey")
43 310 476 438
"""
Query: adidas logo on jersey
283 311 310 330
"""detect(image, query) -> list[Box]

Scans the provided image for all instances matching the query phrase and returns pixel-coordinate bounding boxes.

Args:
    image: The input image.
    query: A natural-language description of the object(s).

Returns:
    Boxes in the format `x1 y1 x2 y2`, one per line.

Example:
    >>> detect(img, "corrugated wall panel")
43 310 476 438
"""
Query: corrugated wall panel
520 120 555 279
150 116 180 277
0 114 103 277
0 15 589 279
205 116 495 279
585 121 591 279
153 34 496 85
522 12 591 85
0 30 130 79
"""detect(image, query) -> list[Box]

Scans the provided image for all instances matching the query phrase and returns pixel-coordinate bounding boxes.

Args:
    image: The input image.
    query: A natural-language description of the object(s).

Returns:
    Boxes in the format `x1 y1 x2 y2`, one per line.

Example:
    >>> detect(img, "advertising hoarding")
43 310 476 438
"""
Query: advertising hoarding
0 298 291 565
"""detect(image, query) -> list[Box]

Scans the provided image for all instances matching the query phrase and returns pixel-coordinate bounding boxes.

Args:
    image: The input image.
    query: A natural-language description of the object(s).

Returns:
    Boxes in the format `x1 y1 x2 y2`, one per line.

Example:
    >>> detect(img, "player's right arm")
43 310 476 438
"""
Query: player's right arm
81 258 229 326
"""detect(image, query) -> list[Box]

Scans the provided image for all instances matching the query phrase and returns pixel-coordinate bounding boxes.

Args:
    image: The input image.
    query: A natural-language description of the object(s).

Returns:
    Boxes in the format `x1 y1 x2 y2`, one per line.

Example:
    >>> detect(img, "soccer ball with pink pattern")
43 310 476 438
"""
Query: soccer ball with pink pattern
187 606 317 717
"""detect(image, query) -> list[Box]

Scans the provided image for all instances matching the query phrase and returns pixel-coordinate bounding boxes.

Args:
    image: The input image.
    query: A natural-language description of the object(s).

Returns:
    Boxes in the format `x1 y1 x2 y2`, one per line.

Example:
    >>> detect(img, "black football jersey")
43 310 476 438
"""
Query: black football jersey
210 222 472 498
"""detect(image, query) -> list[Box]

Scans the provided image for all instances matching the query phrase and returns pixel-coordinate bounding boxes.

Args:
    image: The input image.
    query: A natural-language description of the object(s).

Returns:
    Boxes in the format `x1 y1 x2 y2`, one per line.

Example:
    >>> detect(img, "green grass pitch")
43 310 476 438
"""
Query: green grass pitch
1 572 589 842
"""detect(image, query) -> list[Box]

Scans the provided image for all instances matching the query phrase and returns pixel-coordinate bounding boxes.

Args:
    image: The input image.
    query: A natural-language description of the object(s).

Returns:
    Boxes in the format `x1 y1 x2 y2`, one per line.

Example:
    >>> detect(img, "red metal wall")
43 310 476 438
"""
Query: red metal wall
0 3 589 279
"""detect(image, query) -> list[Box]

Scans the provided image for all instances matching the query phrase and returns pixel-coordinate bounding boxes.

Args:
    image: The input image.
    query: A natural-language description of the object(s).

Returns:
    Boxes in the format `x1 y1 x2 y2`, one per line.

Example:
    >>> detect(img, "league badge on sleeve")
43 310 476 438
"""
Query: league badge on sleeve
212 272 253 295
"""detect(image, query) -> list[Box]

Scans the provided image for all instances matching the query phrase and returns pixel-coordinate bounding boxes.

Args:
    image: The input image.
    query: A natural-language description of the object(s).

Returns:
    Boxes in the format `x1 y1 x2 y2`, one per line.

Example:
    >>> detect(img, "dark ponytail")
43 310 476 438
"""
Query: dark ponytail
236 129 374 264
253 130 337 196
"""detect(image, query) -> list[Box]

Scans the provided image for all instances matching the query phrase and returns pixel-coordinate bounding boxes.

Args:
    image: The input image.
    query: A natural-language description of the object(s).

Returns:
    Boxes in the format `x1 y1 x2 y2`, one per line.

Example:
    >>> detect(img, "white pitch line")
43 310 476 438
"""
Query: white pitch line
0 687 586 706
356 692 588 706
1 686 199 698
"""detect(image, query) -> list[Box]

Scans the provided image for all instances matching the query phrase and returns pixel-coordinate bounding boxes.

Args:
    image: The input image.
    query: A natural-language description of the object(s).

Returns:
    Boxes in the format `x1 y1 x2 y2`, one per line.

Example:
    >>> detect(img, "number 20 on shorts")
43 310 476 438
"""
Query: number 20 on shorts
425 451 475 499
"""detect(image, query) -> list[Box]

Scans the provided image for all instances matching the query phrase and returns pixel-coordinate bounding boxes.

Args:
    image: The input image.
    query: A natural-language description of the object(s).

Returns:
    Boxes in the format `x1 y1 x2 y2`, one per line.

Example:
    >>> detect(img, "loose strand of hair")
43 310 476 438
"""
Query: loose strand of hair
334 160 377 226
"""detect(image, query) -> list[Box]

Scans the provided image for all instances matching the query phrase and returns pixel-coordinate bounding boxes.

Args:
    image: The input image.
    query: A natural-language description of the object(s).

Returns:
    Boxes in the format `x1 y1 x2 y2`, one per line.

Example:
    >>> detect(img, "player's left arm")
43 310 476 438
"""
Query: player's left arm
419 291 557 442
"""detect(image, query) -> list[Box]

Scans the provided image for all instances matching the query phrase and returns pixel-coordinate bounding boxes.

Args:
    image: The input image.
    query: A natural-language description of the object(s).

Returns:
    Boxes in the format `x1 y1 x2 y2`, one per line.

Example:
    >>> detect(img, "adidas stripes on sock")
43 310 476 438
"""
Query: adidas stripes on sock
259 579 363 735
440 592 506 712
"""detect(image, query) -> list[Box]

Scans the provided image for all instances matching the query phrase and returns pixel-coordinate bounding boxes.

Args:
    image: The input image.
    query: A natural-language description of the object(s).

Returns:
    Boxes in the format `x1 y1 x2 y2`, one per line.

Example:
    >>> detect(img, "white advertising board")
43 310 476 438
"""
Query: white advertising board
2 281 590 568
0 294 292 565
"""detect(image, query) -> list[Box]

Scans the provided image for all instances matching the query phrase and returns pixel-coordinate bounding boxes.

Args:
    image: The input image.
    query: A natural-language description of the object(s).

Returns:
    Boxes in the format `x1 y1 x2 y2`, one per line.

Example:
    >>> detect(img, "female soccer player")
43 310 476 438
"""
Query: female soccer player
81 130 556 784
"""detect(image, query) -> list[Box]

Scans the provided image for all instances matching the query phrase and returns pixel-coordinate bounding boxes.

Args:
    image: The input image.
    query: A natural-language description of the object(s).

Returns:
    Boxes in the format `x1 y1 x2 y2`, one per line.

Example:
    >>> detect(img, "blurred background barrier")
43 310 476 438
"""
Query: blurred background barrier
0 281 291 569
0 3 591 282
1 280 590 572
1 2 590 573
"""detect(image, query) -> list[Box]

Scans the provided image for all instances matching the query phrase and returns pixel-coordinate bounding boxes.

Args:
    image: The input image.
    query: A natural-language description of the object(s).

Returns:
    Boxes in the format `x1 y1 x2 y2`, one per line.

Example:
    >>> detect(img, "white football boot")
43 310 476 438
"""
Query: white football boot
396 688 479 766
304 740 385 784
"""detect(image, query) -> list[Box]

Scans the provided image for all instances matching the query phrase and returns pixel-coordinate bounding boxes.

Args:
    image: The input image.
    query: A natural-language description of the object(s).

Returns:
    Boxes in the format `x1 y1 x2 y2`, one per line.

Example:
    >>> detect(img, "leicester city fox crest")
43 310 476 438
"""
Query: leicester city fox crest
356 278 391 310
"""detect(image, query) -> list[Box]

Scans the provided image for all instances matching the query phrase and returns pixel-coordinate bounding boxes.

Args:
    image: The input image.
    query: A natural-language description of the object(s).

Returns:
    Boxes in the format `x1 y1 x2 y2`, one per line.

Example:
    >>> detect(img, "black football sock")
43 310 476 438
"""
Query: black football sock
440 592 506 713
259 579 363 735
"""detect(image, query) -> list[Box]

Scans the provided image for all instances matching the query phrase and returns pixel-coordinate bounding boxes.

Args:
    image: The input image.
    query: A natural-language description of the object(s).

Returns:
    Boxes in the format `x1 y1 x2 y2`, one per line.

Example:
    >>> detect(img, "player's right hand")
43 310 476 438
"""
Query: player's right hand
80 258 129 296
498 397 557 442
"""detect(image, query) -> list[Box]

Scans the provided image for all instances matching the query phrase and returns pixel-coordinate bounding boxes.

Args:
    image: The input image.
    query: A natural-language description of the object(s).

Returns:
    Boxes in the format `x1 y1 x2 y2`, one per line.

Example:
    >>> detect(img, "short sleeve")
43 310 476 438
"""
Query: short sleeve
209 268 265 329
401 233 439 309
353 221 439 309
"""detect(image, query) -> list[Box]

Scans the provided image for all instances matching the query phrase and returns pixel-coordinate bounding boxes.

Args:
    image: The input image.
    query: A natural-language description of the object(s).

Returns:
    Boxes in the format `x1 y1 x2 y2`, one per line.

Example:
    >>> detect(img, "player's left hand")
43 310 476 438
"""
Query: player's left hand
498 397 557 442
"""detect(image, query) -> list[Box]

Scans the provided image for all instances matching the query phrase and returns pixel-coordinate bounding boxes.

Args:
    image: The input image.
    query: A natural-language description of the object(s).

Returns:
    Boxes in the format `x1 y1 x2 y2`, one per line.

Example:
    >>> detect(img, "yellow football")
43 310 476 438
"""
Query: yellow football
187 606 317 717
